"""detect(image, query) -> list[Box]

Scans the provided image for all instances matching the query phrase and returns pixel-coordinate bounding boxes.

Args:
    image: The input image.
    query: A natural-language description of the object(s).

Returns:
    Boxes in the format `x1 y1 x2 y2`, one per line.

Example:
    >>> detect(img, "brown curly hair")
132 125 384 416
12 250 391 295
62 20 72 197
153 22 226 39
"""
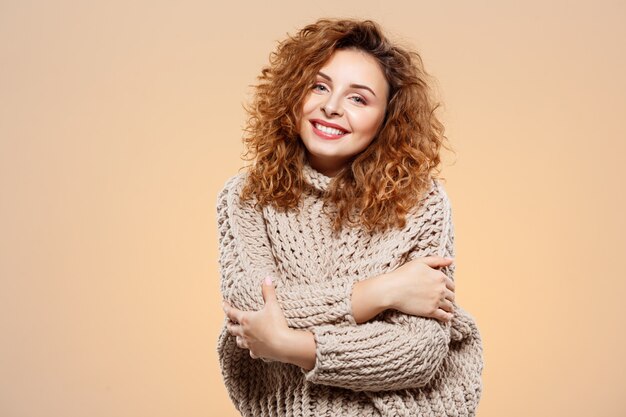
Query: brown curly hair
239 17 454 234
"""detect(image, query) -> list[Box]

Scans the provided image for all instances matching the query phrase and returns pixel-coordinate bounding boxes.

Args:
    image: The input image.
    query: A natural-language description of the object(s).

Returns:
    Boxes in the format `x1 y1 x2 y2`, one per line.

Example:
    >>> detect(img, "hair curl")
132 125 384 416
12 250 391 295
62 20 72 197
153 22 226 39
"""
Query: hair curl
239 17 454 234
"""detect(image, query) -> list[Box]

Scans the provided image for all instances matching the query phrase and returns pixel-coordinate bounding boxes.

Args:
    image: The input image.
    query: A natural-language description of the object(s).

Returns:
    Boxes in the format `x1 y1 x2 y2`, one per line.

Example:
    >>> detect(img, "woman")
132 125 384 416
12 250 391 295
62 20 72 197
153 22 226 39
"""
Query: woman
217 18 484 417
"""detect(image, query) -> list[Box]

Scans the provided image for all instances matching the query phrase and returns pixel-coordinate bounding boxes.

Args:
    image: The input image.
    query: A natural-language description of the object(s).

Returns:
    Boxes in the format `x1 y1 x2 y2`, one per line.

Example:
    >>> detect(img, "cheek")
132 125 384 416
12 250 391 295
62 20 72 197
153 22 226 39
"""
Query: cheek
348 109 385 136
301 94 318 115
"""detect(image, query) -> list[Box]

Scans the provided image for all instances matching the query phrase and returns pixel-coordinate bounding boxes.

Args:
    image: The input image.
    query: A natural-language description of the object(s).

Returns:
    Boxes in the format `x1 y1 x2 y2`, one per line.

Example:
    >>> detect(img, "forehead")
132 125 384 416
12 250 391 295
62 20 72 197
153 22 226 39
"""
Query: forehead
318 49 388 93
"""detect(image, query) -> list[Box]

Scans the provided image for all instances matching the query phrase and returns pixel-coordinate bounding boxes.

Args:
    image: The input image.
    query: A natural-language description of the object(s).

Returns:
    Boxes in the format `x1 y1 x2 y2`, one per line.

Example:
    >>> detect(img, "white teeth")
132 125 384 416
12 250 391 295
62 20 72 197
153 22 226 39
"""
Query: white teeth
314 122 346 136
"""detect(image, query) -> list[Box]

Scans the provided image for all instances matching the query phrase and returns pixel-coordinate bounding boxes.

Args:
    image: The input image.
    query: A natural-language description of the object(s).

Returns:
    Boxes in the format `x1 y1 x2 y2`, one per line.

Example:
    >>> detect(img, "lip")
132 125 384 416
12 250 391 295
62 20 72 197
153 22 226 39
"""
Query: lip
310 119 350 133
309 119 350 140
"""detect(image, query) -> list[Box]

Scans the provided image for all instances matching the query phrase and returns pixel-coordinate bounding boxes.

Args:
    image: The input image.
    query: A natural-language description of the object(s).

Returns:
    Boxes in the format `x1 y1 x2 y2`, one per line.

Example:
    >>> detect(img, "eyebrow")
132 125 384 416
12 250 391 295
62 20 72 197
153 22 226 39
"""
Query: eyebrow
317 71 377 97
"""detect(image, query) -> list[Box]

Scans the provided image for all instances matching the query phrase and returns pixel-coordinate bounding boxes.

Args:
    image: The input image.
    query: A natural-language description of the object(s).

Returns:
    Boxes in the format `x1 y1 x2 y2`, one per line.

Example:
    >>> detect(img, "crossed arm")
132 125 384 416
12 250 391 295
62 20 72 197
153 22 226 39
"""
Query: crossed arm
217 174 457 392
222 270 393 369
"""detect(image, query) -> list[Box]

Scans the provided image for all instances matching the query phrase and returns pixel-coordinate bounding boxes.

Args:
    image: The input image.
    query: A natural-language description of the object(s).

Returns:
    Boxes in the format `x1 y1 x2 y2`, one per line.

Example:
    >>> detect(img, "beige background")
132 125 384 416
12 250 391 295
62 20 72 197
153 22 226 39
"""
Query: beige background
1 1 625 416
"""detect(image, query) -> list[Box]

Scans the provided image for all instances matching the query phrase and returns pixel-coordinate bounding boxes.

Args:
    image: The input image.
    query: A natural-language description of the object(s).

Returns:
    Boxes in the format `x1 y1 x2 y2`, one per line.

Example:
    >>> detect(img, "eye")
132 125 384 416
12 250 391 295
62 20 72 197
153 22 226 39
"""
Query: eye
350 95 367 105
312 83 328 92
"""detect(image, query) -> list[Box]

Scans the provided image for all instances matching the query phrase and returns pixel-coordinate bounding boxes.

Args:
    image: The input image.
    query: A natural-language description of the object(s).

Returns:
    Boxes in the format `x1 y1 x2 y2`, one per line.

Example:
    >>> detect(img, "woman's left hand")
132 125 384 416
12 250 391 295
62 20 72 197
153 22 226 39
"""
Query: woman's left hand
222 276 291 361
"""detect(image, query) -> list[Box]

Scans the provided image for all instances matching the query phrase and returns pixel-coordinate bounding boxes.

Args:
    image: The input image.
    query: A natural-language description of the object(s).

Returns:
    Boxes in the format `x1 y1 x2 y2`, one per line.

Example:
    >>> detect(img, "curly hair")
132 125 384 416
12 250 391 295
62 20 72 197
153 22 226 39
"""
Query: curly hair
239 17 454 234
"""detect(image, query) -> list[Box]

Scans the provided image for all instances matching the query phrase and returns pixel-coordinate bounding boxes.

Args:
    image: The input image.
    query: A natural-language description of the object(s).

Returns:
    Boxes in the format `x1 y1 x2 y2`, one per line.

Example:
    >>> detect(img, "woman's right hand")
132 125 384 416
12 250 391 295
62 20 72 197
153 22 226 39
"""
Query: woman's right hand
384 256 456 322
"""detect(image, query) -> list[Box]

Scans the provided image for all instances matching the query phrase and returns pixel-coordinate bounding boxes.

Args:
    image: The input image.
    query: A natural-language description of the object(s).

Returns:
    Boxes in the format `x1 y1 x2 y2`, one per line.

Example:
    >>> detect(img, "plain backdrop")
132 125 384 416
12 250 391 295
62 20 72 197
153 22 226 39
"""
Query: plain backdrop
1 1 625 416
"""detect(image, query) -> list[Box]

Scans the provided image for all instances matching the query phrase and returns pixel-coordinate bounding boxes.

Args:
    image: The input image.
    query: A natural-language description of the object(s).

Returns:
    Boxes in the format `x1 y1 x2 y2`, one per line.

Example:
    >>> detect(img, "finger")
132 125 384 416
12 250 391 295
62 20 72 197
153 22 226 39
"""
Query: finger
222 300 231 317
224 304 245 325
419 256 454 269
261 275 277 304
226 321 243 337
445 288 455 303
435 308 454 322
235 336 247 349
439 298 454 313
446 276 456 292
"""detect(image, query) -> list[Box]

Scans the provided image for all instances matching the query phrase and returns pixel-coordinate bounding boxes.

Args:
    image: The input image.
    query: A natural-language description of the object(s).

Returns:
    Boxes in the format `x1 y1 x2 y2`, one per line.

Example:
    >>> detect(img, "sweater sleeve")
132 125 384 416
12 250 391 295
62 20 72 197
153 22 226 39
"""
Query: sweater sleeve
300 180 464 392
217 174 358 329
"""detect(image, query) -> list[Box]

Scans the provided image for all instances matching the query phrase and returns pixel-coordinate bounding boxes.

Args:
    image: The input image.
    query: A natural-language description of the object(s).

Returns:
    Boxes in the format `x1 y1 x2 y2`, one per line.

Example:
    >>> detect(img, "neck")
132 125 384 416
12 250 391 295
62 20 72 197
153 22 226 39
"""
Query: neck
302 159 333 192
305 153 349 178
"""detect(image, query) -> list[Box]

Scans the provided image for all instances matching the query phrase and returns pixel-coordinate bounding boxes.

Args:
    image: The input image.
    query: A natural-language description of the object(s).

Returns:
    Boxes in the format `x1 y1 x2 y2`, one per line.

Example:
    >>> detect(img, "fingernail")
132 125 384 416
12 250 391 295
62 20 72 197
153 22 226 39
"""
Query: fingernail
264 275 273 285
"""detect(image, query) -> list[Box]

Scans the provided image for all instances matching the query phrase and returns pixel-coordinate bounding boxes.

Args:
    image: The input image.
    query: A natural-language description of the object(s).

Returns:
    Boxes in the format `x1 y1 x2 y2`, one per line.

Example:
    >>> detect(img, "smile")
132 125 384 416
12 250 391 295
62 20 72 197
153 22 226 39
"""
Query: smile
310 121 349 140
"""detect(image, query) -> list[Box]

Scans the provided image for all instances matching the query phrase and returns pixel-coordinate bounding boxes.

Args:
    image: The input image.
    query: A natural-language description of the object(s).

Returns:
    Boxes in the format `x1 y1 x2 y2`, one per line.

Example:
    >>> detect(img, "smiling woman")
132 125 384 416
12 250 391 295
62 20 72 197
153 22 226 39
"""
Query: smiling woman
299 49 389 177
216 17 484 417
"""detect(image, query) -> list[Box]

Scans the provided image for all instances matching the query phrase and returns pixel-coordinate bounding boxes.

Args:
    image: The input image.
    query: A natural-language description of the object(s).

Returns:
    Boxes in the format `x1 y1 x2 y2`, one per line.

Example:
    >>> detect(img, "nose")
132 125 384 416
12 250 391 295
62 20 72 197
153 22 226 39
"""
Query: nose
321 94 343 117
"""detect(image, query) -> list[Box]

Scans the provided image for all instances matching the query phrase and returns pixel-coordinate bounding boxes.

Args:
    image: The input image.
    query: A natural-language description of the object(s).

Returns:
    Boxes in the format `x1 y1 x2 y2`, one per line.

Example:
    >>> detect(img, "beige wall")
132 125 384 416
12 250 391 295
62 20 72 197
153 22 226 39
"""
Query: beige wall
1 1 625 416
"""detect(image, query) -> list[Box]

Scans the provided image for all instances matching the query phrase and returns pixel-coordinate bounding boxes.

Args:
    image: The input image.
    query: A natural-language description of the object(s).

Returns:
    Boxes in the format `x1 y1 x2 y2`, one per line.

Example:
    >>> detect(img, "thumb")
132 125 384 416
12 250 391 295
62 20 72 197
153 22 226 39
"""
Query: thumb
417 255 454 269
261 275 277 304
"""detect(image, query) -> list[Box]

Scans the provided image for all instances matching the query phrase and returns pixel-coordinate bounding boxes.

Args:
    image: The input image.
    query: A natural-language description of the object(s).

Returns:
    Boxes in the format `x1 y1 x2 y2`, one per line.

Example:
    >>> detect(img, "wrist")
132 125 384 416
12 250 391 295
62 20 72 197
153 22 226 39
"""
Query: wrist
272 327 294 363
376 272 397 310
276 328 316 370
380 272 398 310
351 273 394 323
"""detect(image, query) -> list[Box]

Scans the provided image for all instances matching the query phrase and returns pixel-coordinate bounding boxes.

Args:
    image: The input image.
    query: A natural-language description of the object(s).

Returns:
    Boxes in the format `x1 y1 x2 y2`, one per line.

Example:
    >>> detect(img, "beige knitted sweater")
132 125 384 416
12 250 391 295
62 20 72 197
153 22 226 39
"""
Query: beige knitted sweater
216 160 484 417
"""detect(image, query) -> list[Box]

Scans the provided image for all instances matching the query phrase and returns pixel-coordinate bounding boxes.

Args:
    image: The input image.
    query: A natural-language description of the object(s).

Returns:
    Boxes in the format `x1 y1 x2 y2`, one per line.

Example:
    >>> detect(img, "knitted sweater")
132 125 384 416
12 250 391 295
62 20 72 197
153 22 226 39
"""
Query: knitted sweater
216 160 484 417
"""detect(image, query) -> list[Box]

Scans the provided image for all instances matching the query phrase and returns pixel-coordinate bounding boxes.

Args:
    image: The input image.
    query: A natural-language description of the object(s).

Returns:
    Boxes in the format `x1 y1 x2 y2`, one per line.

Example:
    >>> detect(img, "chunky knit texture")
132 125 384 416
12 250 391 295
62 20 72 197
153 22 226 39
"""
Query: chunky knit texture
216 160 484 416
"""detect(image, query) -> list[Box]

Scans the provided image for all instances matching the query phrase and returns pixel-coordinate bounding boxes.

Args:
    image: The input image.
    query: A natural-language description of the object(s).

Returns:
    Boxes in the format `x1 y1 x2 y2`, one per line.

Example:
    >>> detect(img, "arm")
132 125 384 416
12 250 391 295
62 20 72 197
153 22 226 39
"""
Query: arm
351 274 394 323
289 180 459 392
217 174 384 328
272 275 394 371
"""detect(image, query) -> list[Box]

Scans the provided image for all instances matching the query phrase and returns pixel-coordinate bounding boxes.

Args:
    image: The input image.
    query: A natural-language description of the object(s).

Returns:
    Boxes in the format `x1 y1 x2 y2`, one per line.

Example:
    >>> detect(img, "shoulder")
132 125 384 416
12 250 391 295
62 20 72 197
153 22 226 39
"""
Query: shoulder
396 178 454 241
216 171 249 215
432 178 452 210
412 178 452 217
217 171 248 201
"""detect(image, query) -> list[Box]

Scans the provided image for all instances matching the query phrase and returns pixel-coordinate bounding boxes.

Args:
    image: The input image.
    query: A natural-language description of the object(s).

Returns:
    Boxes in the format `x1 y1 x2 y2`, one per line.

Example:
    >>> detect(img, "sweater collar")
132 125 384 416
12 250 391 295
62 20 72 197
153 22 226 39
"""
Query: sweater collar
302 159 332 192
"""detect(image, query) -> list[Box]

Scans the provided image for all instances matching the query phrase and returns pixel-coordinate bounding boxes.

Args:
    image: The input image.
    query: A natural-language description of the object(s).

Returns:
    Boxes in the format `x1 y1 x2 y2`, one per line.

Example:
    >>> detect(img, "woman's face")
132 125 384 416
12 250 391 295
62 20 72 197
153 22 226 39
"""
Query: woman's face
298 48 390 177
